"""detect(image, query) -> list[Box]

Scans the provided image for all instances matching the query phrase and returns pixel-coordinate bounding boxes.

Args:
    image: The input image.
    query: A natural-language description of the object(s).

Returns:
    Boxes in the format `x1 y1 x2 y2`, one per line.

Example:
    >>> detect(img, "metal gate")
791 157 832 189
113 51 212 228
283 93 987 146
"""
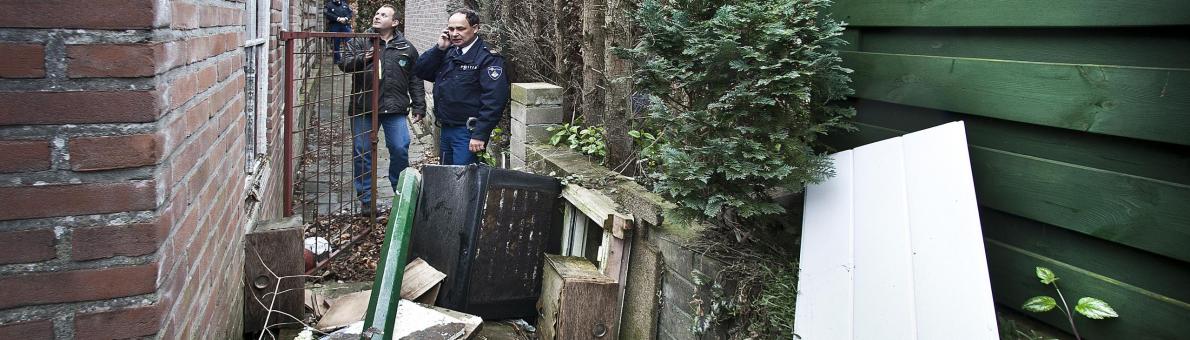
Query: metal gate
281 31 382 273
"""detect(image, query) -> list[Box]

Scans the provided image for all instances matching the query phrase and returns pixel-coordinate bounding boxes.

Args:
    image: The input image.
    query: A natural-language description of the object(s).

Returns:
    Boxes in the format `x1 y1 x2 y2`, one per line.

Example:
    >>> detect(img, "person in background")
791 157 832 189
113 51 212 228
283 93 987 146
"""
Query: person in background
413 8 510 165
325 0 353 63
338 4 425 213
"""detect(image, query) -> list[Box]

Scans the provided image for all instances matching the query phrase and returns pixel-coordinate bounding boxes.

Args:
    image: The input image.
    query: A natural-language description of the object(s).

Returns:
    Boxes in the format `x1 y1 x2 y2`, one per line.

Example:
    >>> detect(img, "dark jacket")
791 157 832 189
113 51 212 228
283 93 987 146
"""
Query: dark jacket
413 36 509 142
338 30 426 117
324 0 352 28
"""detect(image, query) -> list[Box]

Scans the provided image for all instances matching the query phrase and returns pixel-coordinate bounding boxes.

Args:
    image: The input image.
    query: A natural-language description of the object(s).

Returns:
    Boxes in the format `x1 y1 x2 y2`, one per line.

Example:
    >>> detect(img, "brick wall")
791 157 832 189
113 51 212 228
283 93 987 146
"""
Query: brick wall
405 0 450 106
0 0 292 338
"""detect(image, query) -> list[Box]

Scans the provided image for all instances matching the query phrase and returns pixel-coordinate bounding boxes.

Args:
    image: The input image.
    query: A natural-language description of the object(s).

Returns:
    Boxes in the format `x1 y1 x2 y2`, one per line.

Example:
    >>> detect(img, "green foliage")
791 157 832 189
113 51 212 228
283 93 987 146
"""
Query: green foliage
1074 297 1119 320
549 123 607 158
1022 266 1118 340
689 270 737 336
623 0 854 224
478 127 504 166
1022 296 1058 313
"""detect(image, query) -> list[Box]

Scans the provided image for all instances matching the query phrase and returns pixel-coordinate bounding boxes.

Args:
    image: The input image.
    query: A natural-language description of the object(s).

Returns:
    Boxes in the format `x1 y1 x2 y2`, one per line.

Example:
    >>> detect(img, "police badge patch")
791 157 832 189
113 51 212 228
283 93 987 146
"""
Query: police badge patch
487 66 503 80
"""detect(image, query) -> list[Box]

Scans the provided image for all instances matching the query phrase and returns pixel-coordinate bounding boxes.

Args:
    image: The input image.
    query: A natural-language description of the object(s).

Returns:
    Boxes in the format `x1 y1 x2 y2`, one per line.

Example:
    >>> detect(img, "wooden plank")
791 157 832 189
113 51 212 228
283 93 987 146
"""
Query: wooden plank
363 169 421 340
984 239 1190 339
980 208 1190 303
970 146 1190 263
830 0 1190 27
846 99 1190 185
851 27 1190 69
901 123 997 339
834 122 1190 262
851 136 917 339
843 51 1190 146
562 184 634 238
793 151 855 340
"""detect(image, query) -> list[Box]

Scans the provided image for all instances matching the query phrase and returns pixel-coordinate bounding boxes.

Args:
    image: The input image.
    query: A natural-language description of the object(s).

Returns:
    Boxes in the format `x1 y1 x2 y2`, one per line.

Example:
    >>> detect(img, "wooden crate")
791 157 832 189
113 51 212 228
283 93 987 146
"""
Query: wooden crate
539 254 619 340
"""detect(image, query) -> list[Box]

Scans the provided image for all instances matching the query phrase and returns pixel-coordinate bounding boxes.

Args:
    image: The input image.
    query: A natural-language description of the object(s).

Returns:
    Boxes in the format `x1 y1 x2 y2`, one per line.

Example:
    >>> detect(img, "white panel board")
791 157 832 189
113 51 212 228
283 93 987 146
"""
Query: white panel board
851 135 917 340
794 121 994 340
902 123 998 339
792 151 855 340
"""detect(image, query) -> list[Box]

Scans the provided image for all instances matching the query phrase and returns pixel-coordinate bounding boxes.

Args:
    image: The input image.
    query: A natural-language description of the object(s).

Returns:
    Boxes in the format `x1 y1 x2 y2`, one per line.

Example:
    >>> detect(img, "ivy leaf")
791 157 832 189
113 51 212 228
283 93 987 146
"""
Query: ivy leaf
629 130 642 138
1022 296 1057 313
1075 297 1119 319
1036 267 1058 285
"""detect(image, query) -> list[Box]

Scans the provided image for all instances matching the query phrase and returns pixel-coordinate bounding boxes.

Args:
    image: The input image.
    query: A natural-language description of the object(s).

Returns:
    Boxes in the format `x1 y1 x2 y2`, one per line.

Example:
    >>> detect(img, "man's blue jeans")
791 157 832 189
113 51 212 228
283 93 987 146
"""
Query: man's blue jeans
440 125 479 166
329 24 351 63
352 113 409 207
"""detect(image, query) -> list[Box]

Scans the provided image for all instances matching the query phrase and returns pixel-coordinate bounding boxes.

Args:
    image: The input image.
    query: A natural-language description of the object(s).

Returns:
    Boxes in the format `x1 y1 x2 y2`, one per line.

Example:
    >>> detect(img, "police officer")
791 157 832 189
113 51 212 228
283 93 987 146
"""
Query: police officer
338 4 425 212
413 8 510 165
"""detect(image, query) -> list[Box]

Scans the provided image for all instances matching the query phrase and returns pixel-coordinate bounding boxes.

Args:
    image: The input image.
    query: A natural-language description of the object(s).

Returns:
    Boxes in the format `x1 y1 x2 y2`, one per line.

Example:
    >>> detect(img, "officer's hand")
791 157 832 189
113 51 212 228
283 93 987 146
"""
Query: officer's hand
468 139 486 153
437 30 450 50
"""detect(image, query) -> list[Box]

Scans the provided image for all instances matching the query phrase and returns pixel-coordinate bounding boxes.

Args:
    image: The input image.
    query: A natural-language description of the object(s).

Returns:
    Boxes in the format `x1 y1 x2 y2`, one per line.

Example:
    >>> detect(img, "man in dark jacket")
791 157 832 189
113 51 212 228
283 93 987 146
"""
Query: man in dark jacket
325 0 353 63
338 4 425 211
413 8 509 165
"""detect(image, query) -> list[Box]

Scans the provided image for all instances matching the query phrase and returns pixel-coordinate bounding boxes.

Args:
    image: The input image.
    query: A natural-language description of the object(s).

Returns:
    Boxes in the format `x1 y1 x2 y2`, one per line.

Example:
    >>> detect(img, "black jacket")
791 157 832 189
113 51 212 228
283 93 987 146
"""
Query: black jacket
338 31 426 117
324 0 352 27
413 36 509 142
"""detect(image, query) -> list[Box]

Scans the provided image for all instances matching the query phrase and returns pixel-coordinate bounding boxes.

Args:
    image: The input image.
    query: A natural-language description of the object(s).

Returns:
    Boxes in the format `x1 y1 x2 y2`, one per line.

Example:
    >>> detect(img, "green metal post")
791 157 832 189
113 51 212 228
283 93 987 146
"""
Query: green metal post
361 168 421 339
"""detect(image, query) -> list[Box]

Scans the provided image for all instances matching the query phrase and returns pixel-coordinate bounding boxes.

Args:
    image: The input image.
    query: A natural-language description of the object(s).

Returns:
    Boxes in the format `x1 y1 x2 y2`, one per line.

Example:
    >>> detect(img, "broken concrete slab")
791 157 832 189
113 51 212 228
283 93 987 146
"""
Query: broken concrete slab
318 299 482 340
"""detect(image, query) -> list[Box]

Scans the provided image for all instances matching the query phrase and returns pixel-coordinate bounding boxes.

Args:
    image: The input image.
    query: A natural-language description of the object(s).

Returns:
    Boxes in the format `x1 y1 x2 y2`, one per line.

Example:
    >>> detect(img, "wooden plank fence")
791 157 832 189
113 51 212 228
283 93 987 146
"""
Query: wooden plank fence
826 1 1190 337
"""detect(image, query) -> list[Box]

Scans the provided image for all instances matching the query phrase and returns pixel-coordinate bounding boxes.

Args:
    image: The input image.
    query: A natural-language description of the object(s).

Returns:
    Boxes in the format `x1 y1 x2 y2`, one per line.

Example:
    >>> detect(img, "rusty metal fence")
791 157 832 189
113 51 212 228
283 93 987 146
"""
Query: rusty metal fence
281 31 382 273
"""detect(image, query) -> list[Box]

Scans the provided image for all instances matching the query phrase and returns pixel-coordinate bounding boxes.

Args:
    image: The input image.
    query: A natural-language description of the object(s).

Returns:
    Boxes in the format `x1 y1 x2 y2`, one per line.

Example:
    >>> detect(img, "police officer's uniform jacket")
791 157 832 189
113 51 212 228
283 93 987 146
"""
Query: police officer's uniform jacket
338 30 426 117
413 36 509 142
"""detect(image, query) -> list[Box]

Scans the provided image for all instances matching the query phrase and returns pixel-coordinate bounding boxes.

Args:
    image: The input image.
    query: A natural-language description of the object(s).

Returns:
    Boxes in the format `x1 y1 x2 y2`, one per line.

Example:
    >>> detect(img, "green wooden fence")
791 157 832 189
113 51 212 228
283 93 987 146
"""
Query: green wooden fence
826 1 1190 338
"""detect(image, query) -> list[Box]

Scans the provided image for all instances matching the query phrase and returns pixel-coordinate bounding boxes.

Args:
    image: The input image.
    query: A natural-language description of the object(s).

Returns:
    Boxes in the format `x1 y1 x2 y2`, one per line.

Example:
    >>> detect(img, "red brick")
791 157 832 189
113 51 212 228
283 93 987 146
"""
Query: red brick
168 74 198 110
0 263 158 309
0 43 45 78
0 0 154 29
0 229 56 265
171 2 199 29
66 44 159 78
196 64 218 93
74 304 161 340
68 134 161 171
0 140 51 173
0 91 159 125
0 319 53 339
72 221 168 261
0 181 156 221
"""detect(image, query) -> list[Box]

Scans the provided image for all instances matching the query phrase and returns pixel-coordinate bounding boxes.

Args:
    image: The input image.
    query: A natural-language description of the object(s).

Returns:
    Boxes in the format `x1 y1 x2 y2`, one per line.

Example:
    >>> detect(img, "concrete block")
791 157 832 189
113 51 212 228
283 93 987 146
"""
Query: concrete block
511 120 556 145
509 155 525 169
510 129 526 160
657 235 694 277
511 82 563 106
512 104 564 125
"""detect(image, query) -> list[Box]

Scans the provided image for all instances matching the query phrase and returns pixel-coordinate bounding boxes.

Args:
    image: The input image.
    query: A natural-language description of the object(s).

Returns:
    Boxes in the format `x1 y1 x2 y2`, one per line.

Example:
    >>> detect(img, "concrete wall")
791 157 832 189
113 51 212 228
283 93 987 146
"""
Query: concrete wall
0 0 296 337
518 98 734 339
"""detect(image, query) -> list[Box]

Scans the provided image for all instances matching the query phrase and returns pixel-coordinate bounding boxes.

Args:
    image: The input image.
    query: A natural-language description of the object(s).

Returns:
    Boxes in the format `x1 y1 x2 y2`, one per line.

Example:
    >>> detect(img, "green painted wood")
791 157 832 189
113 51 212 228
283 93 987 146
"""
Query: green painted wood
984 239 1190 340
848 99 1190 184
825 123 1190 262
971 147 1190 263
363 168 422 340
852 28 1190 69
843 51 1190 146
980 208 1190 303
830 0 1190 27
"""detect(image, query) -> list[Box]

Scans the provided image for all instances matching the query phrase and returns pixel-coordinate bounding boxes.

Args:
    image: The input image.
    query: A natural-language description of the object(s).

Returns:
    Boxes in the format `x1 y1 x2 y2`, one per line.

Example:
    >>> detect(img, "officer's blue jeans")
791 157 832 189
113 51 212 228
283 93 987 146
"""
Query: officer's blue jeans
329 24 351 63
440 125 479 165
352 113 409 207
